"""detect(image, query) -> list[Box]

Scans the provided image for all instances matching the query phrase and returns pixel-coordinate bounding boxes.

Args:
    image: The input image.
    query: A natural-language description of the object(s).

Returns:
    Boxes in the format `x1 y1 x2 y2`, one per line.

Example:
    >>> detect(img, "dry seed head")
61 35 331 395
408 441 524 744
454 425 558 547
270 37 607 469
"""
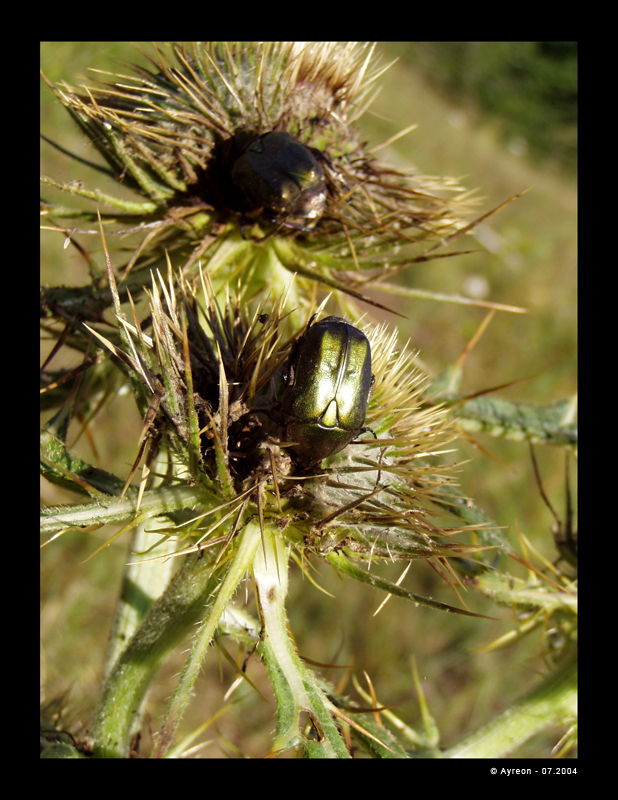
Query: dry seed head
44 42 474 260
95 273 466 565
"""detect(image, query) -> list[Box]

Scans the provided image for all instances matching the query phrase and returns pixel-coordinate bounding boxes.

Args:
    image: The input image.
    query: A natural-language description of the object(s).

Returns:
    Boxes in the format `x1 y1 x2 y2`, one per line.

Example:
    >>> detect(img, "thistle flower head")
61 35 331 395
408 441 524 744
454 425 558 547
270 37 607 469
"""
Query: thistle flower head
87 267 478 573
42 42 476 310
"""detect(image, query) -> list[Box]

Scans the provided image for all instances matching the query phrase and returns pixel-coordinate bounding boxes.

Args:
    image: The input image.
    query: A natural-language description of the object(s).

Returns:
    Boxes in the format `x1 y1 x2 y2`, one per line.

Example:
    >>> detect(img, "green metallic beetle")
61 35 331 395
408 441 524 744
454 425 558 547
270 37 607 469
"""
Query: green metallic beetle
281 316 374 466
231 131 327 223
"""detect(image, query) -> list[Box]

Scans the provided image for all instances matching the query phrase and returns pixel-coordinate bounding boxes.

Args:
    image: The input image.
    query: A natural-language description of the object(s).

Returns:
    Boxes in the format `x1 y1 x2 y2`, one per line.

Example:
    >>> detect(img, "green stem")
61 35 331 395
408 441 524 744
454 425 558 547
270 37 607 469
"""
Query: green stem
88 552 225 758
103 517 178 680
153 520 263 757
253 528 351 758
40 484 207 536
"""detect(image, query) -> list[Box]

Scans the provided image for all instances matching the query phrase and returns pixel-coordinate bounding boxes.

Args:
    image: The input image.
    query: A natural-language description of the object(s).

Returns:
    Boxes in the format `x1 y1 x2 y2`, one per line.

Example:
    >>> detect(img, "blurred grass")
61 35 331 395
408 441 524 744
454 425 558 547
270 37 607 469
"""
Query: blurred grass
385 42 577 174
367 45 576 532
40 43 576 757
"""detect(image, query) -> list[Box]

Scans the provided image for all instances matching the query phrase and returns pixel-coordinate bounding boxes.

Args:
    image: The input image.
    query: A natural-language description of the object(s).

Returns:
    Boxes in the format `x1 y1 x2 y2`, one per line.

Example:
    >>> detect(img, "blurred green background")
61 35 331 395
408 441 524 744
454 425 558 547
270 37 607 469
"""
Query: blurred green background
41 43 577 757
